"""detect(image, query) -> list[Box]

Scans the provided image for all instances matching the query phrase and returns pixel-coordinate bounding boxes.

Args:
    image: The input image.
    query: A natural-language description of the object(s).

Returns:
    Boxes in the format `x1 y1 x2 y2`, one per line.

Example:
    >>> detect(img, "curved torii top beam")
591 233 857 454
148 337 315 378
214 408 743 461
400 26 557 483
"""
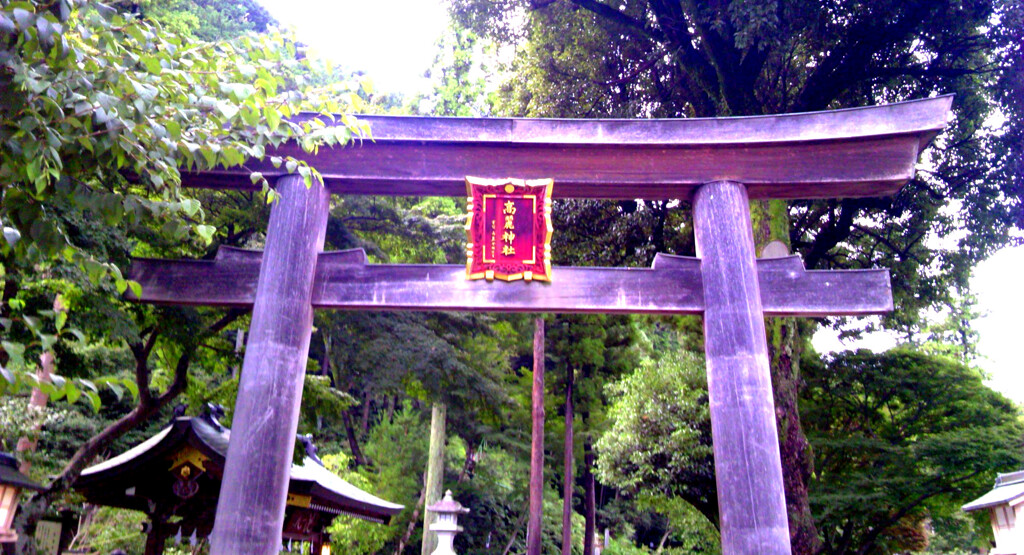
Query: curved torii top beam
154 97 955 555
183 95 951 200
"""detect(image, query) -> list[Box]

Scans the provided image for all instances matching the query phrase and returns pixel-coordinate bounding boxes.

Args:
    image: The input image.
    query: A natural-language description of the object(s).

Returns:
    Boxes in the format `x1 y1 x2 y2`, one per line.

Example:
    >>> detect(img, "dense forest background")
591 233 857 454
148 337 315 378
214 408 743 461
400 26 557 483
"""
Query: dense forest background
0 0 1022 554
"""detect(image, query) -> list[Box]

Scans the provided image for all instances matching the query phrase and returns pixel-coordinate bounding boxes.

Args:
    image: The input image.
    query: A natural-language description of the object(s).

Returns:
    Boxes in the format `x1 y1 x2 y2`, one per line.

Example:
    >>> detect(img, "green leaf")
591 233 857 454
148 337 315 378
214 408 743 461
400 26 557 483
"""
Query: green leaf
241 106 260 127
124 24 146 45
83 259 105 284
85 390 101 413
142 55 162 74
106 381 124 401
23 315 41 334
265 105 281 132
131 80 158 102
196 224 216 245
0 14 15 36
165 119 181 140
127 280 142 299
200 146 217 168
65 381 80 404
40 334 58 350
12 8 35 30
216 101 239 120
181 198 201 217
65 328 85 345
26 157 41 182
122 378 139 401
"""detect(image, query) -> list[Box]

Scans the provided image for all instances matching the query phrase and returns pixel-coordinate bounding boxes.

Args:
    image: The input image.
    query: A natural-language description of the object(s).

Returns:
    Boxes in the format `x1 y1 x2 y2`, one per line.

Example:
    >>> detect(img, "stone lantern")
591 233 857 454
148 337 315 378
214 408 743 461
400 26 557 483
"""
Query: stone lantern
426 490 469 555
0 452 44 544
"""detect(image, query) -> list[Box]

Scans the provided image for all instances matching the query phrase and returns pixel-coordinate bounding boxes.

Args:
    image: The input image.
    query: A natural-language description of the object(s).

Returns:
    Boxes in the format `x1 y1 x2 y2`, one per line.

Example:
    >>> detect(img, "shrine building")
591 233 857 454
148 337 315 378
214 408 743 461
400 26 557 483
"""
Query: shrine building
963 470 1024 555
74 409 403 555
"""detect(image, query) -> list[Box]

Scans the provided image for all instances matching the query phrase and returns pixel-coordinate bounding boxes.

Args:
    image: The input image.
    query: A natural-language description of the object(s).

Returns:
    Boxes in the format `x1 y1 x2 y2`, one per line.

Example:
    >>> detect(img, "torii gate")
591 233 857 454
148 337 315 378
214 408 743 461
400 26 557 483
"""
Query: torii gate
128 96 951 554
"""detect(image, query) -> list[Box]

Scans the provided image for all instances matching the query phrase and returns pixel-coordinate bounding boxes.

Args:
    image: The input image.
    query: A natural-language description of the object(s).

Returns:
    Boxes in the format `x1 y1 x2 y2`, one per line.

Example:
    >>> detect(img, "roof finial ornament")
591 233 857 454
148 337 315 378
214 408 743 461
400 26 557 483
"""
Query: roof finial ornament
170 403 187 423
201 403 226 431
297 434 323 466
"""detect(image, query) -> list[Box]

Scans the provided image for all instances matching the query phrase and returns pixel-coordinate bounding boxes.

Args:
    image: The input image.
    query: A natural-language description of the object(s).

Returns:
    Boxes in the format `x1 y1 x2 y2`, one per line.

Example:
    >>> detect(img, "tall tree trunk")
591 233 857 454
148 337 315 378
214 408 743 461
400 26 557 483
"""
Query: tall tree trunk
752 199 822 555
561 367 575 555
655 526 671 554
502 507 531 555
144 513 167 555
527 317 546 555
582 441 596 555
341 410 367 466
421 403 447 555
318 336 331 430
457 440 477 483
396 473 428 555
361 390 372 435
232 329 244 379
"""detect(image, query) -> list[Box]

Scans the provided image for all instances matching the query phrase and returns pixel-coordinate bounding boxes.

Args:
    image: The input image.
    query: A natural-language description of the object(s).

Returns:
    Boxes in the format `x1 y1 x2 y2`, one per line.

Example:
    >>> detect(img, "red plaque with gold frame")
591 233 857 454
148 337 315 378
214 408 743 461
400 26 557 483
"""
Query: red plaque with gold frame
465 177 554 282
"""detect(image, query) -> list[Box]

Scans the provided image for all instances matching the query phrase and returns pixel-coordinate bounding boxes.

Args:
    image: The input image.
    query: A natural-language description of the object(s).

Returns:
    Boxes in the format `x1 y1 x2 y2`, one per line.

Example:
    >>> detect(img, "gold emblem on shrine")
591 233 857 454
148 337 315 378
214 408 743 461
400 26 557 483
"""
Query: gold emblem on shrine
286 493 312 508
168 446 209 473
465 177 554 282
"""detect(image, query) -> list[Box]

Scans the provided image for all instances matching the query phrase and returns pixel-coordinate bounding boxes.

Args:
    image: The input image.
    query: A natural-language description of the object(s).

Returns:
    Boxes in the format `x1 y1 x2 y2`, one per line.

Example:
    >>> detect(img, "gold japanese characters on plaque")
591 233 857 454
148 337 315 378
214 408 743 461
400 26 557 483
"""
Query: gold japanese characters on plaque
465 177 554 282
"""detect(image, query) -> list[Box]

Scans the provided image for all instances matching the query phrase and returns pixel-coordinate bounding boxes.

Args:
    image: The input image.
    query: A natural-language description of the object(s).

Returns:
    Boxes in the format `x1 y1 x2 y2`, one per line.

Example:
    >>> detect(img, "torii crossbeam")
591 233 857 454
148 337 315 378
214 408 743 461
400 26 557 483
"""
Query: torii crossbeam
128 96 951 555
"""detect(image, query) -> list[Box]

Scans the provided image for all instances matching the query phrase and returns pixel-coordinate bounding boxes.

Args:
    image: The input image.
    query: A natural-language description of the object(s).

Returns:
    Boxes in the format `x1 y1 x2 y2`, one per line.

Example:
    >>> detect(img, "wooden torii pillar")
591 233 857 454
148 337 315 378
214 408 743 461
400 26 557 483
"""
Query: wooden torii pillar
130 97 952 555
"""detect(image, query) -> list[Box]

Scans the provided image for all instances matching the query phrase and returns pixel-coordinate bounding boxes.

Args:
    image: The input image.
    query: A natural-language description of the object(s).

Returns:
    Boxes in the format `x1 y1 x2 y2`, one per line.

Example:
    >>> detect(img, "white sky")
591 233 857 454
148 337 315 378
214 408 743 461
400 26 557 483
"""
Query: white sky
966 245 1023 402
256 0 1024 405
258 0 450 96
814 245 1024 404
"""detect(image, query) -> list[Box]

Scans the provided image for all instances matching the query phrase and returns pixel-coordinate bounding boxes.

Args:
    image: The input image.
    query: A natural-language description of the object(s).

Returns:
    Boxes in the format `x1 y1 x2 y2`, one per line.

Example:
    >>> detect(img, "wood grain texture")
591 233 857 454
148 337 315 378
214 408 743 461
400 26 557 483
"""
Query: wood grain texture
180 96 950 200
209 175 330 555
527 318 545 555
126 248 891 316
694 181 791 555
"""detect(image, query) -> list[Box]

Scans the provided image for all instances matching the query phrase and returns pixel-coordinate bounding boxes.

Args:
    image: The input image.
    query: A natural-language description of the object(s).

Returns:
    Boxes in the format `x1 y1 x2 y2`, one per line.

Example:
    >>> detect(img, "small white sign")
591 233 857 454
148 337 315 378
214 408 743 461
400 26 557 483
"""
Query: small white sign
34 520 61 555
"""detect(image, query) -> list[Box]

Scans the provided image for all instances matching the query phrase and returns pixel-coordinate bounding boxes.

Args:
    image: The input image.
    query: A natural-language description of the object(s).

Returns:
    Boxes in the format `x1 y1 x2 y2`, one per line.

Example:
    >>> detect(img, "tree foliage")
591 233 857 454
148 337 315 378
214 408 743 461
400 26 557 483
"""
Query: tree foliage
450 0 1022 330
802 348 1023 555
0 1 369 548
112 0 276 42
595 348 716 532
0 0 367 409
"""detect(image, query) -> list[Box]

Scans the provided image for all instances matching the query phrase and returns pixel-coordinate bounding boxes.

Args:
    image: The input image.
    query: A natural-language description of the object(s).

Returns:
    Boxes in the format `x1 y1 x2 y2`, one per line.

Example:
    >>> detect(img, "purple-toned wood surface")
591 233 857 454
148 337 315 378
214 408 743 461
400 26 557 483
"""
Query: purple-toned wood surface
527 318 545 555
694 181 790 554
209 175 331 555
180 96 950 200
126 248 892 316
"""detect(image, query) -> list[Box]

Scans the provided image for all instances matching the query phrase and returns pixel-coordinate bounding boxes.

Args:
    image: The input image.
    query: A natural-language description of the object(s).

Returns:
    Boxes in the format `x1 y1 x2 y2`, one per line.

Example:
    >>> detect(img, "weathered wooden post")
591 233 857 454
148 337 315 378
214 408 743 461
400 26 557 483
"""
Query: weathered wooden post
694 181 790 554
209 175 330 555
422 402 447 555
527 317 545 555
